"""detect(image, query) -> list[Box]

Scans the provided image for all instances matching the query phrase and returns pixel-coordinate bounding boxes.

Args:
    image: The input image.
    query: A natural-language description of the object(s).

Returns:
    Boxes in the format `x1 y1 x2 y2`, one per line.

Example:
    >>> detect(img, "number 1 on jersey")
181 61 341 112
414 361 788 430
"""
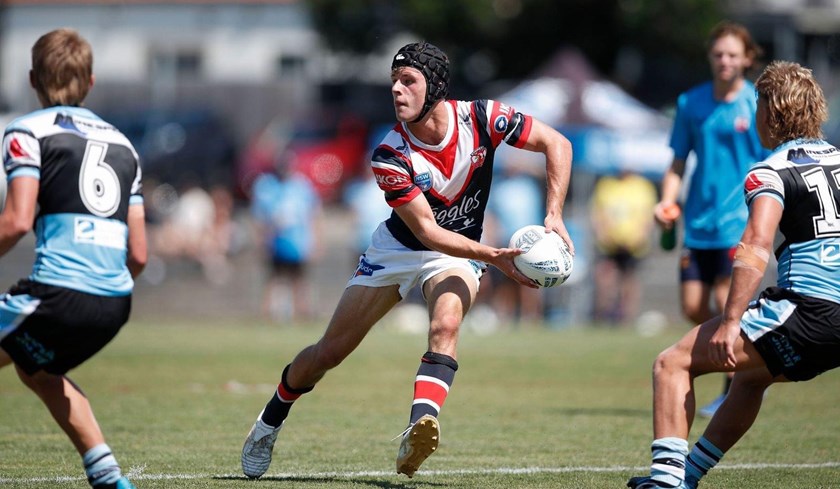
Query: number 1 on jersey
803 167 840 236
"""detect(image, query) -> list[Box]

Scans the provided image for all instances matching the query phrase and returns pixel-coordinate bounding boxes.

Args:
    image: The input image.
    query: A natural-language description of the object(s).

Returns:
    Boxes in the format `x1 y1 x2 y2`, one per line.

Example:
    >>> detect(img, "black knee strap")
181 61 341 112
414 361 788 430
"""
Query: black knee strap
422 351 459 371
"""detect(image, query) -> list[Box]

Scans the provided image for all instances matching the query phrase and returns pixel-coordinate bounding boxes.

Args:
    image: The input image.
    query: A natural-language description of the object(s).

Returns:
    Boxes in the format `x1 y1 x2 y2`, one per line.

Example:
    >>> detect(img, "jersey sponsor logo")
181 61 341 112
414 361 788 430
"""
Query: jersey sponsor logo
470 146 487 168
54 113 84 135
74 216 127 250
353 256 384 277
787 148 819 164
734 116 750 132
8 137 30 159
493 115 508 133
745 172 764 192
433 189 482 232
820 243 840 265
414 171 432 191
375 172 410 189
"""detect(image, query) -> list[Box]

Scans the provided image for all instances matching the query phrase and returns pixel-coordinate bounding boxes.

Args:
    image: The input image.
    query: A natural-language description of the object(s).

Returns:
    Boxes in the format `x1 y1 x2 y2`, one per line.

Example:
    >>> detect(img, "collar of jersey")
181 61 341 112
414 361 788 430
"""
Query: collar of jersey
774 138 826 153
400 101 454 152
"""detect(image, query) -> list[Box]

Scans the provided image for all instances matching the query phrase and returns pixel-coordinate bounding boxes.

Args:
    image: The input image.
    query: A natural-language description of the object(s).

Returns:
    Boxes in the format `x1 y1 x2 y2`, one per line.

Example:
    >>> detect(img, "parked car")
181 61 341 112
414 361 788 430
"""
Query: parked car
236 110 369 203
104 108 238 191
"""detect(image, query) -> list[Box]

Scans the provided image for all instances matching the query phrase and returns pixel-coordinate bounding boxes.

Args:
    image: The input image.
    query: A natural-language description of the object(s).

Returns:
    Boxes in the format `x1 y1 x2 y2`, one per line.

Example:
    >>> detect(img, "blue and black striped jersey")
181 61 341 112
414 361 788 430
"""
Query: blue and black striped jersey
745 138 840 303
2 106 143 296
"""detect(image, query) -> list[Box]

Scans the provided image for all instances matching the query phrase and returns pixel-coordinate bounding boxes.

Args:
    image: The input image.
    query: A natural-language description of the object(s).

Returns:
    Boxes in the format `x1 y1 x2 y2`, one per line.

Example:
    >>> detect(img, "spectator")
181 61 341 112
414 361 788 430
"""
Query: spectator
589 170 657 325
250 154 323 322
654 21 768 417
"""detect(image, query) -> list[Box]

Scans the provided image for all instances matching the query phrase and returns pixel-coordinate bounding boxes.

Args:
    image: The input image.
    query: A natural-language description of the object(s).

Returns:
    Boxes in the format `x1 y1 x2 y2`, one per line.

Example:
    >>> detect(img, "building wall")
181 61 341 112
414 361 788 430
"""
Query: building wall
0 2 321 124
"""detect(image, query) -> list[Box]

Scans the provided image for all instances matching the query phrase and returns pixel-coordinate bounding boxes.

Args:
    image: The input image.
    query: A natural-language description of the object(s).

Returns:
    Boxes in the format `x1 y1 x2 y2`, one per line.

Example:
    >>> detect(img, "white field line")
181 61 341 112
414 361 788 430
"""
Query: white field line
1 462 839 483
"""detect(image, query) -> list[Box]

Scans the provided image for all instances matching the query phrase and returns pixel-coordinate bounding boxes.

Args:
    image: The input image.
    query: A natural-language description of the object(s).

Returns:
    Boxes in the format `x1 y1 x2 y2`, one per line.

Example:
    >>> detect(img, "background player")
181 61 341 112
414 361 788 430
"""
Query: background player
654 21 768 416
241 41 574 479
0 29 146 489
630 61 839 489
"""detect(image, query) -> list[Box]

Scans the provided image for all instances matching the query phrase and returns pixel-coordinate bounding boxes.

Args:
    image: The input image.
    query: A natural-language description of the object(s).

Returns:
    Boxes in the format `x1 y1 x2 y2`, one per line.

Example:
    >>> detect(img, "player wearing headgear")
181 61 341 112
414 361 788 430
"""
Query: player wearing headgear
0 29 146 489
241 41 574 479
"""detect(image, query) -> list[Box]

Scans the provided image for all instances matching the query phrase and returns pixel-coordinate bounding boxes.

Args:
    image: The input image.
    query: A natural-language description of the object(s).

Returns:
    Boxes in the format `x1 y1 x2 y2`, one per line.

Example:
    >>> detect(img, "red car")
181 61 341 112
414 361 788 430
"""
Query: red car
237 111 369 203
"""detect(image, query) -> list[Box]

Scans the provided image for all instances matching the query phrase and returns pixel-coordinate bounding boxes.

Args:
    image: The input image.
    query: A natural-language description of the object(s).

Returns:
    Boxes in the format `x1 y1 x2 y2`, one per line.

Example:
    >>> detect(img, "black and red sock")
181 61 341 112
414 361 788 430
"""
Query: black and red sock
408 351 458 424
260 364 313 427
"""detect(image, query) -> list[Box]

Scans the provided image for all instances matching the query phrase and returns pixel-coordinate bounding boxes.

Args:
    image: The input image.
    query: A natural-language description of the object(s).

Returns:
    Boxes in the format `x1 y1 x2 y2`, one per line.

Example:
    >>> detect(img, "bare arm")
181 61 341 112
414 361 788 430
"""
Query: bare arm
518 118 575 253
709 196 782 368
394 196 537 288
0 177 38 258
654 157 686 227
126 203 147 278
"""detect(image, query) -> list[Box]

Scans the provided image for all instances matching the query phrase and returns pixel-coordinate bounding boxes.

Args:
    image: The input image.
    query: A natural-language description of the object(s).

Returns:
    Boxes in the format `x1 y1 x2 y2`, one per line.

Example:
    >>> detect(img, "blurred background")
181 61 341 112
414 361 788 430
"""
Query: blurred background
1 0 838 331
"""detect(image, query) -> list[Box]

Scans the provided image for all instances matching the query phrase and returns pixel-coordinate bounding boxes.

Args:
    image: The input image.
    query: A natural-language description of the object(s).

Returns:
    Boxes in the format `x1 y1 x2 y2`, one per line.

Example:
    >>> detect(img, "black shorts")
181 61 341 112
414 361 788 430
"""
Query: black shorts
746 287 840 381
270 257 305 277
679 247 735 285
0 280 132 375
600 248 639 273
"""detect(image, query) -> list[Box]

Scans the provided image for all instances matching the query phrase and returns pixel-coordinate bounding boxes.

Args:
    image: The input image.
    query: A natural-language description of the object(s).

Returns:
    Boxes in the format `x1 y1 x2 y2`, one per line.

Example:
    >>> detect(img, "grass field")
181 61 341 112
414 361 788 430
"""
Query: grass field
1 319 839 488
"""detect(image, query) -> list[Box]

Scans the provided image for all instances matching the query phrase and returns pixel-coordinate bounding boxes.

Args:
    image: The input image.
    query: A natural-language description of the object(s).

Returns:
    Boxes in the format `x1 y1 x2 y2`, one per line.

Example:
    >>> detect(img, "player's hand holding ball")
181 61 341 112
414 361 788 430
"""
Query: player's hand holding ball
509 225 574 288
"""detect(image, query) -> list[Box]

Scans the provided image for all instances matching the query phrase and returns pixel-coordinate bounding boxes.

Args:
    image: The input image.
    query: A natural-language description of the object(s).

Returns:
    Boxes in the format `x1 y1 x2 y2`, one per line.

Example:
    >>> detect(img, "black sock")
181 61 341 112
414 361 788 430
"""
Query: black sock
261 364 314 427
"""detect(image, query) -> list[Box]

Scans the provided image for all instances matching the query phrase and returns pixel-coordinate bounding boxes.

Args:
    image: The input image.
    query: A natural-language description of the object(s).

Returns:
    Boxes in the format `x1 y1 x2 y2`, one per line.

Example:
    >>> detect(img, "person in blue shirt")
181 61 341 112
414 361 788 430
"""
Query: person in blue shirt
0 29 145 489
630 60 840 489
250 153 322 322
654 21 767 417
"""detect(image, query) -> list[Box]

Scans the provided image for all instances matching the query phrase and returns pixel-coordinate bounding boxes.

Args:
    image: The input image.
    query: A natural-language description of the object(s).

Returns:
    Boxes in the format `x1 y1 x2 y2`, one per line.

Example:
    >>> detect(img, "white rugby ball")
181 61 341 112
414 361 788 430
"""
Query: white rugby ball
509 225 573 288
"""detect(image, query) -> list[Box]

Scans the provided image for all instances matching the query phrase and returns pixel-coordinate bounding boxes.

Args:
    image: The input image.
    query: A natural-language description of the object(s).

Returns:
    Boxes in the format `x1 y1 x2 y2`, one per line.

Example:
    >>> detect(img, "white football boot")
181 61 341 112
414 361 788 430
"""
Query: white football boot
241 411 283 478
396 414 440 478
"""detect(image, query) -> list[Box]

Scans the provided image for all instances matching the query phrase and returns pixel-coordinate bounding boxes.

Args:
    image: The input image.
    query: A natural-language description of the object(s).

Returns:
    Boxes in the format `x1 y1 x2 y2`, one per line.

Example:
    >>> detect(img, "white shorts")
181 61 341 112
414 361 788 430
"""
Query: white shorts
347 222 487 300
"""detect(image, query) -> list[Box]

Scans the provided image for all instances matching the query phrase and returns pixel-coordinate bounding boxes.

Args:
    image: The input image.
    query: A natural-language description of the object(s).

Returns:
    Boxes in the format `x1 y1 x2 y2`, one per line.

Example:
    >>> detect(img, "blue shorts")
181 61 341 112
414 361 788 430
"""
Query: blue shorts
679 247 736 285
743 287 840 381
0 280 131 375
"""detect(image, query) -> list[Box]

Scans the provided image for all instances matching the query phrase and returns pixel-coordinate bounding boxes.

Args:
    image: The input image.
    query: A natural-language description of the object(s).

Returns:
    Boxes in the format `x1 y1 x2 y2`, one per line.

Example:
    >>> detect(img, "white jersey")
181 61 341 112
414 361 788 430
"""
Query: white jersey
370 99 533 251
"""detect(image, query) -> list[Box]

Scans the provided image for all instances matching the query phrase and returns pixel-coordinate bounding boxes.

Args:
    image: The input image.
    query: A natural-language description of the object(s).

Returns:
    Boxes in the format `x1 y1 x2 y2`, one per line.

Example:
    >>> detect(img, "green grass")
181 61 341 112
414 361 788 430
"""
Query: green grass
1 320 839 488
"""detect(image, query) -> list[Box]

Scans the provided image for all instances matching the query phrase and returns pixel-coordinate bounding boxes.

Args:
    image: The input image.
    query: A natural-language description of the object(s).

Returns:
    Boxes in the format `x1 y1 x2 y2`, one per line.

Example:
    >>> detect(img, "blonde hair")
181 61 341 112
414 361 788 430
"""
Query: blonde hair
31 28 93 107
755 60 827 143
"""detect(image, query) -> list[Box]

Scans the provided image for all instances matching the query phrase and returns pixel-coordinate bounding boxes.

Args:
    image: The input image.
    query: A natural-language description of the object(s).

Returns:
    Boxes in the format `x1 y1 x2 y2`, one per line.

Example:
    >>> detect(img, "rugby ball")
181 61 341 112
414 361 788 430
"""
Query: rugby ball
509 225 573 288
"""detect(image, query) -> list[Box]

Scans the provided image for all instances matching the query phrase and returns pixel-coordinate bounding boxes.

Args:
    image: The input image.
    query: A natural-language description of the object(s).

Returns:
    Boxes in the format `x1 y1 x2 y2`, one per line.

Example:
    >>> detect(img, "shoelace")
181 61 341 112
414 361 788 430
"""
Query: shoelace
390 424 413 442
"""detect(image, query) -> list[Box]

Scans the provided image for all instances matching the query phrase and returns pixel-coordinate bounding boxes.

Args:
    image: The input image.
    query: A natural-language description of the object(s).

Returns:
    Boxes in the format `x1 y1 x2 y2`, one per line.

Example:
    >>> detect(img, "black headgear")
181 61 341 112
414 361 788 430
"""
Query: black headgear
391 42 450 123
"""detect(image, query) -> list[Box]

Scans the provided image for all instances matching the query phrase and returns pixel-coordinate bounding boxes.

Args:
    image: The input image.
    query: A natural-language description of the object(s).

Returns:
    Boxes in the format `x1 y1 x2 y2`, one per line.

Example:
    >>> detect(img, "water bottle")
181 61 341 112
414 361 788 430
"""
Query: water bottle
660 226 677 251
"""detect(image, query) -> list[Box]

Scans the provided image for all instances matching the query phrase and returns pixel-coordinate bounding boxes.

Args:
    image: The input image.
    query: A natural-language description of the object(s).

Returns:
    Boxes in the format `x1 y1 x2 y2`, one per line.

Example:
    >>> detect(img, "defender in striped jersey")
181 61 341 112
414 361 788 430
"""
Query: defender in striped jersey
0 29 145 489
242 41 574 479
630 62 840 489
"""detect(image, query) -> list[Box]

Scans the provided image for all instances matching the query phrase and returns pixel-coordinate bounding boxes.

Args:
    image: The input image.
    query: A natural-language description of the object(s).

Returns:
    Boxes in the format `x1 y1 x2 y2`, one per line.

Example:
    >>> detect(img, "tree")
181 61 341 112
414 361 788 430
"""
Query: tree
306 0 724 108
